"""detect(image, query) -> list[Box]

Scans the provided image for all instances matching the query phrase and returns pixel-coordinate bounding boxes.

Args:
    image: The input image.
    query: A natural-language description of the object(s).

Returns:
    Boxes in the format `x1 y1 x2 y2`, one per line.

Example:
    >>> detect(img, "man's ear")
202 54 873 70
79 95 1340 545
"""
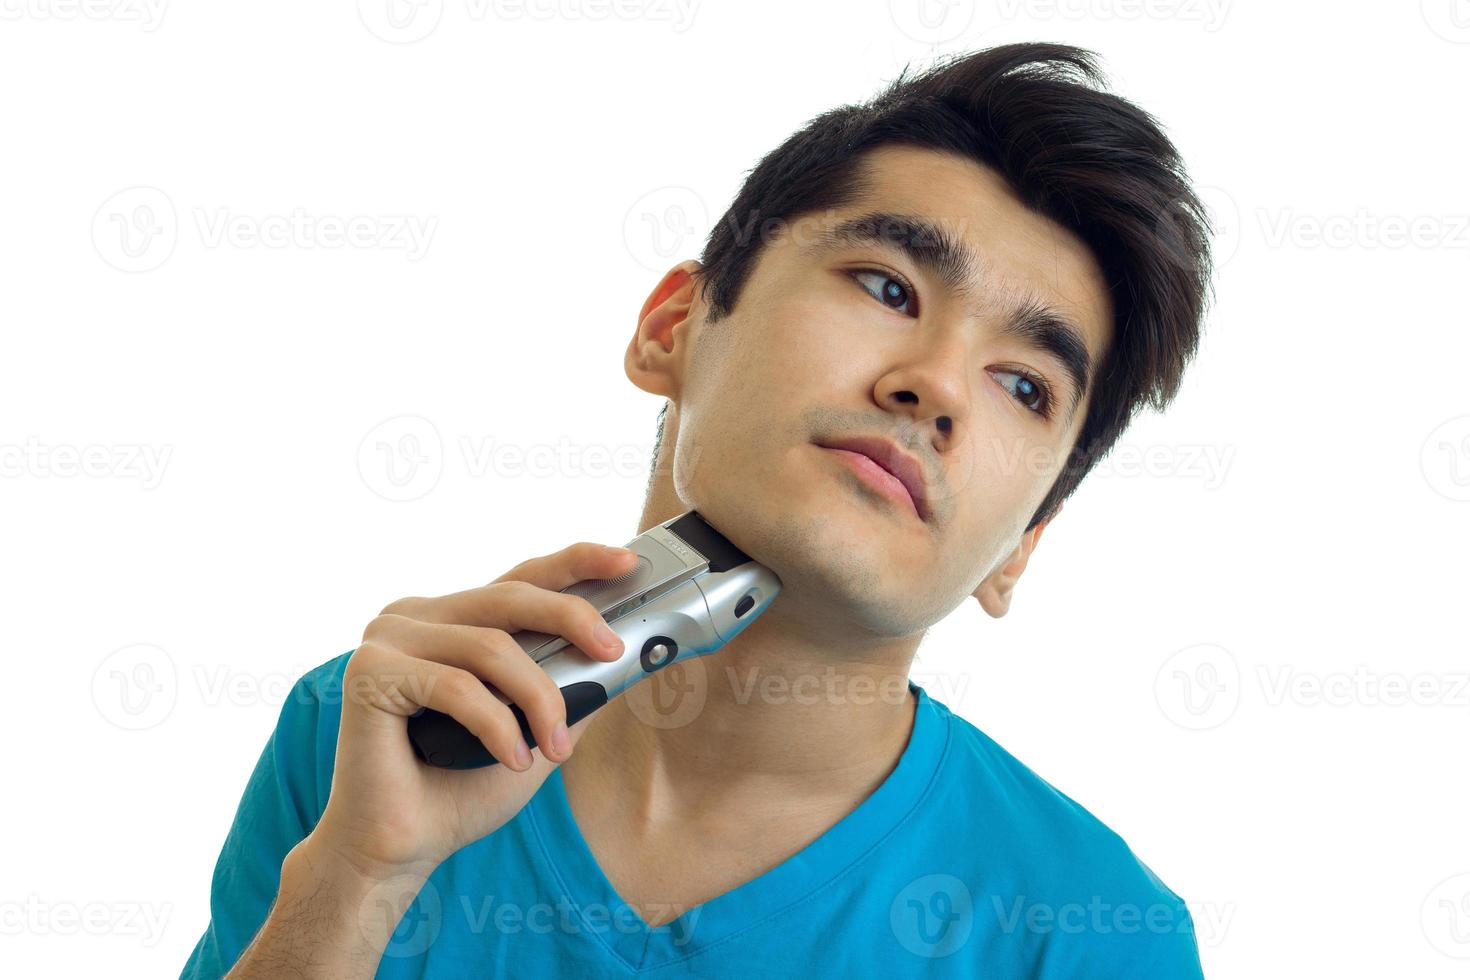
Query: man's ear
625 259 703 401
973 501 1062 618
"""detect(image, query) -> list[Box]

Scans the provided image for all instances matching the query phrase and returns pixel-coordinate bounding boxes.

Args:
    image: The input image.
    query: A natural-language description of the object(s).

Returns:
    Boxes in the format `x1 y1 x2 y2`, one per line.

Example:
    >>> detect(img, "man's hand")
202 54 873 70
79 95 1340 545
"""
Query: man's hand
225 540 637 979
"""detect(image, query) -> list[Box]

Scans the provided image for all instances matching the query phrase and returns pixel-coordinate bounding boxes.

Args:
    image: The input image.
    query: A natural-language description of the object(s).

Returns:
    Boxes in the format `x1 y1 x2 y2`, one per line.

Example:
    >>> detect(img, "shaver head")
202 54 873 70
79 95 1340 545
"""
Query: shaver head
512 510 758 664
406 509 782 770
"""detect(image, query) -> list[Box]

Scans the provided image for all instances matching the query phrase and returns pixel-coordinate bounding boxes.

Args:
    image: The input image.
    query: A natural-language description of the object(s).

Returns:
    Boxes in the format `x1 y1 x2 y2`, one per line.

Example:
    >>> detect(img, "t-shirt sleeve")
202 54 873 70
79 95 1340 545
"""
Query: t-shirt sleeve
1074 870 1207 980
1023 847 1207 980
1026 889 1206 979
178 651 352 980
1125 893 1207 979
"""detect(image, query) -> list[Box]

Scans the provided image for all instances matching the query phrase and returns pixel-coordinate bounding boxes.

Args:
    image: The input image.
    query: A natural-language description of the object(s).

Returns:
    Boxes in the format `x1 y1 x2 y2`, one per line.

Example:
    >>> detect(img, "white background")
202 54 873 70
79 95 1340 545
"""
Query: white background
3 1 1468 977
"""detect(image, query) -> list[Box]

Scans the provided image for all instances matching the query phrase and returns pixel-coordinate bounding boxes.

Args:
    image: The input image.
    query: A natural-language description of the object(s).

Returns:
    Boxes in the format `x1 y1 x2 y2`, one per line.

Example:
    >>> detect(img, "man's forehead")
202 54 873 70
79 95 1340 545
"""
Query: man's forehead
837 146 1111 328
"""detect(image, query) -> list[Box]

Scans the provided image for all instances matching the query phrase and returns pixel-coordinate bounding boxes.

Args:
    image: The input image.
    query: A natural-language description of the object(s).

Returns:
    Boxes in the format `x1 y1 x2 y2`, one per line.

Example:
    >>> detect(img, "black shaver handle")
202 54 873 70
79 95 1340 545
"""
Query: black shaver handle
407 680 610 770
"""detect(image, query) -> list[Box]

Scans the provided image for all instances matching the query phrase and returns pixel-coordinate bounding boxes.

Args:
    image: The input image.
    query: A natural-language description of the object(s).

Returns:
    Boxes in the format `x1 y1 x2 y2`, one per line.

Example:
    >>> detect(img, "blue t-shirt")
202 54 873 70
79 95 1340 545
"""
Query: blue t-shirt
181 651 1204 978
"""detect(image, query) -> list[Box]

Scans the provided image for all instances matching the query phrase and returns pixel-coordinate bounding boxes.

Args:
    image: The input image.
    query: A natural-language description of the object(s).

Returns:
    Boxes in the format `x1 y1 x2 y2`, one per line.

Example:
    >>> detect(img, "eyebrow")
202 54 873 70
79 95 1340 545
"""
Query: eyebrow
799 210 1095 425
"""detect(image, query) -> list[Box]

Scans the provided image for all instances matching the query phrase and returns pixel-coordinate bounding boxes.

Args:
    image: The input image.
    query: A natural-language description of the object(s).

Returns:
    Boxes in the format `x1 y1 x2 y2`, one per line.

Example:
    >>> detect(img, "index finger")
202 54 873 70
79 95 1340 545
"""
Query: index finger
408 542 638 627
491 540 638 591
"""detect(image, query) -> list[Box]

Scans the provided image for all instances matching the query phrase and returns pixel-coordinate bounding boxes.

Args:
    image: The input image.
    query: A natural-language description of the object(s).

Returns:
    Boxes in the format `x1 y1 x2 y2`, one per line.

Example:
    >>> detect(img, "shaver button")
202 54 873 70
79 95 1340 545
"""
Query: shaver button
640 635 678 673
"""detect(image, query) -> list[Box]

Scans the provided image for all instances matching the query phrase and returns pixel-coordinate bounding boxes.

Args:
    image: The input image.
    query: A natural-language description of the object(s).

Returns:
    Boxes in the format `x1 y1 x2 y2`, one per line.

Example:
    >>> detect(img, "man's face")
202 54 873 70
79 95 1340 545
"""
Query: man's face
635 144 1113 637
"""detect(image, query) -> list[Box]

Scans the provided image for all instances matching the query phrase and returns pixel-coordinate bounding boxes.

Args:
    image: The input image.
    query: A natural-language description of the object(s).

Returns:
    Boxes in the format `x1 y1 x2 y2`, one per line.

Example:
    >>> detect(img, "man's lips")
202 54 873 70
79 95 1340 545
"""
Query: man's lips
814 436 932 522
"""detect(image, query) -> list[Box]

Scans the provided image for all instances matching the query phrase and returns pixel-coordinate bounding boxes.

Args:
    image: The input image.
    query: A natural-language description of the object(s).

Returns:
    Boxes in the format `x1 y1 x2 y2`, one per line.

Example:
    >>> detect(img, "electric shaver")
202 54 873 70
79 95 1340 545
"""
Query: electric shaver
407 509 781 769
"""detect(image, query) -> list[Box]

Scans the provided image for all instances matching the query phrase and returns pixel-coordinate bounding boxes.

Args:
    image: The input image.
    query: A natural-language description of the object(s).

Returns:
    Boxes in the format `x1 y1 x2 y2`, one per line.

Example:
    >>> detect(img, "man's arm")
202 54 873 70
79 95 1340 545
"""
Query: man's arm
224 834 435 980
182 540 638 978
179 653 349 979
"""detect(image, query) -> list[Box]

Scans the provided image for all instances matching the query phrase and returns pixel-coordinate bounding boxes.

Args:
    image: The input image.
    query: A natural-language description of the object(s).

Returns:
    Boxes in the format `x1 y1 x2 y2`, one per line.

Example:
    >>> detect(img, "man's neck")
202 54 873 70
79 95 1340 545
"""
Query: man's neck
563 603 922 837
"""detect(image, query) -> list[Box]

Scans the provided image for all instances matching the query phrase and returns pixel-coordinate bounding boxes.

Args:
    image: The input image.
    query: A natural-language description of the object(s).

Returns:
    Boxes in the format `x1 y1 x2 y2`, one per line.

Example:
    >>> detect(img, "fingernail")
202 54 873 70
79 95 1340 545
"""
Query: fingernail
595 621 622 651
551 721 571 758
513 737 533 770
603 545 634 558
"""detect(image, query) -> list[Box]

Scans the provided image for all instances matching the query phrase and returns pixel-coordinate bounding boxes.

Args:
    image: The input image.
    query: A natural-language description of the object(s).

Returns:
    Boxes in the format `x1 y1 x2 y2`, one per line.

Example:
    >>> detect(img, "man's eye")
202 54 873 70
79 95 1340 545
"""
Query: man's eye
991 368 1055 420
850 269 916 316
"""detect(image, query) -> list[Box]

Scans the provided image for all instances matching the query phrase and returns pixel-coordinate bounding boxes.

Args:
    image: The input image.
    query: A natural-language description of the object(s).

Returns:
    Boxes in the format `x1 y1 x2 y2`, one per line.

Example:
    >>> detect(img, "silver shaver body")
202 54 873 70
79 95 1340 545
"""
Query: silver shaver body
407 510 781 769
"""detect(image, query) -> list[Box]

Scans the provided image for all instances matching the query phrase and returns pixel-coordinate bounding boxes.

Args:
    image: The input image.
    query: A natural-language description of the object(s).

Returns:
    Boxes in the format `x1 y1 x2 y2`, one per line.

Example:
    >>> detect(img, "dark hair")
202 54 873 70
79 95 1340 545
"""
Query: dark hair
649 41 1213 532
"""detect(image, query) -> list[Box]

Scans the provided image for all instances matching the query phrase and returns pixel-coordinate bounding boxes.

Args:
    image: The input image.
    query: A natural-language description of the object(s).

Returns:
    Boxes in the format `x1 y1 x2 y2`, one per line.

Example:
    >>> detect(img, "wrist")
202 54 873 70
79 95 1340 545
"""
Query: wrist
267 834 440 970
286 831 439 897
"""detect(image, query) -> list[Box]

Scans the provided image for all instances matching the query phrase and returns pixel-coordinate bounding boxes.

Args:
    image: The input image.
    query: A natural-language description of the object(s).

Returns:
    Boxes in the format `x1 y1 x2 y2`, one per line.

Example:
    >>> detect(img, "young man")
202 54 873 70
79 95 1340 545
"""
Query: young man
183 42 1213 978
